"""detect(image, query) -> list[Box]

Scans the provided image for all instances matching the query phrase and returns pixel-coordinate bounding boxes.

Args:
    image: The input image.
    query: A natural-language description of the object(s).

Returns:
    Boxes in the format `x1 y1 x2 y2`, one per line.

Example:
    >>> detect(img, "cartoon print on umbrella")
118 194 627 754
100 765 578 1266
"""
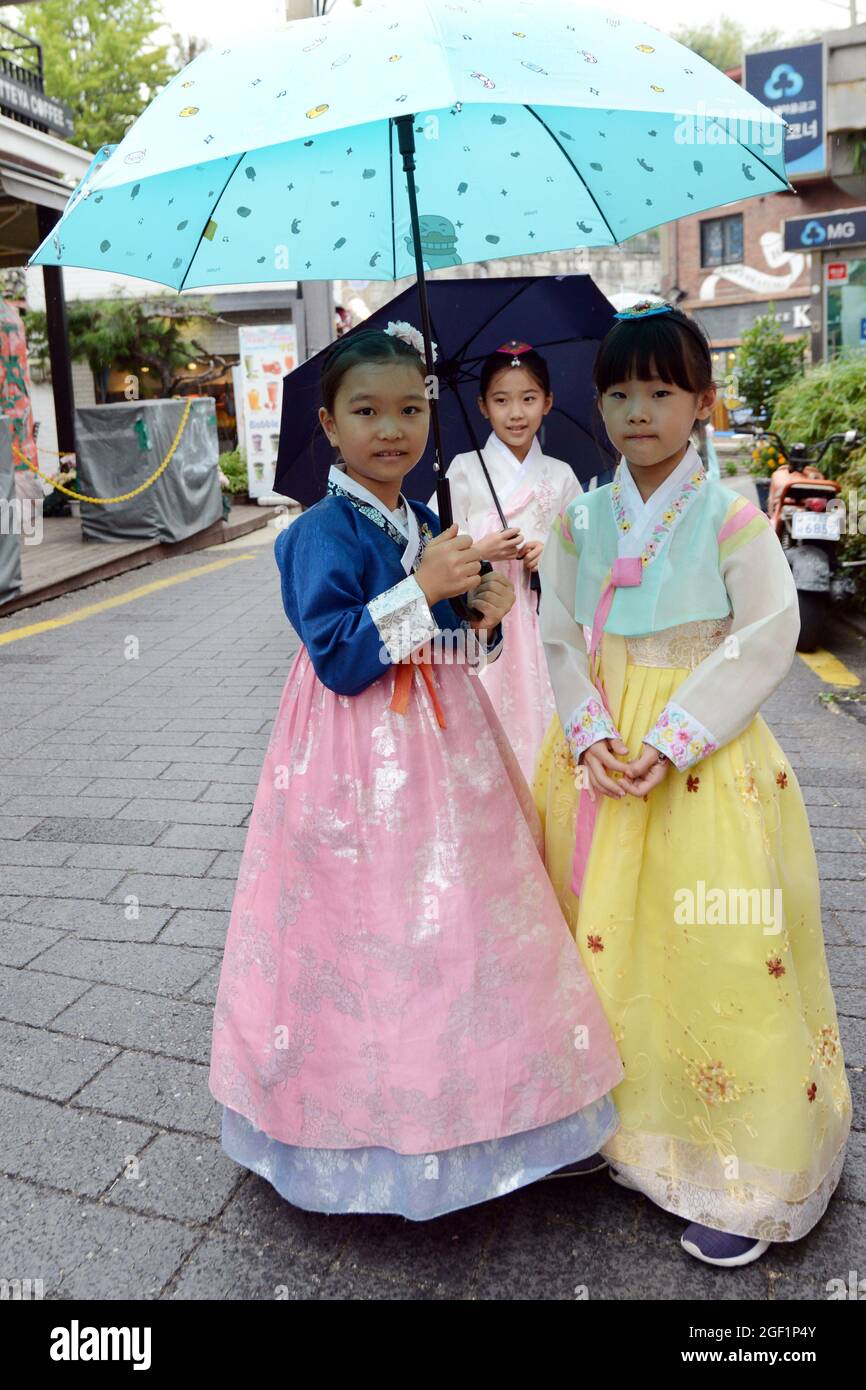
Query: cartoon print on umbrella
405 214 462 270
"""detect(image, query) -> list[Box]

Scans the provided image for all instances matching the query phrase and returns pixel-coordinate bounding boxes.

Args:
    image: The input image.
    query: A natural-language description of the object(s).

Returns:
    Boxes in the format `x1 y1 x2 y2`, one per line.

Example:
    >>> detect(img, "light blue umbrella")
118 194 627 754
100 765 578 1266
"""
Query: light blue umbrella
29 1 789 291
27 0 789 530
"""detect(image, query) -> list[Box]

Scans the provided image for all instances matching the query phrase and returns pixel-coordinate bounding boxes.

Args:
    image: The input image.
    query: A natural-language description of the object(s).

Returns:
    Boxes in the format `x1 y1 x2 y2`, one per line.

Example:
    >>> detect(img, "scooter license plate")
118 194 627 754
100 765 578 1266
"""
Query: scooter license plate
791 512 841 540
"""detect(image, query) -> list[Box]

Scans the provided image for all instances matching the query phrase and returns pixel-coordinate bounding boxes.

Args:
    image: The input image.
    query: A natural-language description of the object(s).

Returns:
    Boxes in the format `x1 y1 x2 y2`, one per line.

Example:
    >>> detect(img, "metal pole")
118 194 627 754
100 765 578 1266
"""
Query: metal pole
35 203 75 455
394 113 452 525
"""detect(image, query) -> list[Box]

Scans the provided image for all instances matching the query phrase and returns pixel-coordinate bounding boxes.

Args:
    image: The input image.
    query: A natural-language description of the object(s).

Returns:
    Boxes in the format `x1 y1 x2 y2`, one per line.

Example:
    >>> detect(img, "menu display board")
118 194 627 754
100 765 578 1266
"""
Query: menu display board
237 324 298 498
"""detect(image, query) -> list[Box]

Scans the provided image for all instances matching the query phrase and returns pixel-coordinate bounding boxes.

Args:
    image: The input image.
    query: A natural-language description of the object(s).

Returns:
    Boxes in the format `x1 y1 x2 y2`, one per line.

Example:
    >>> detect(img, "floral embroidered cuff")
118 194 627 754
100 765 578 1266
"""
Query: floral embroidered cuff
644 700 718 771
367 575 439 663
564 694 620 761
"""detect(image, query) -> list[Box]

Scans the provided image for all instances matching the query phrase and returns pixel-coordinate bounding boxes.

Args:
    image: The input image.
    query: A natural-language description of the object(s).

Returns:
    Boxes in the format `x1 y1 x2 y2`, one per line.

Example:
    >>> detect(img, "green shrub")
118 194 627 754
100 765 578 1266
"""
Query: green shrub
218 449 248 494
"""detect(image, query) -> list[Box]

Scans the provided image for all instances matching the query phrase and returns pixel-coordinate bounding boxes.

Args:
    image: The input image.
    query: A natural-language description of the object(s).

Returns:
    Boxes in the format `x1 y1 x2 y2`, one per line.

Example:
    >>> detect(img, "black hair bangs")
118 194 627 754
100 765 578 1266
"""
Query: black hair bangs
593 312 713 397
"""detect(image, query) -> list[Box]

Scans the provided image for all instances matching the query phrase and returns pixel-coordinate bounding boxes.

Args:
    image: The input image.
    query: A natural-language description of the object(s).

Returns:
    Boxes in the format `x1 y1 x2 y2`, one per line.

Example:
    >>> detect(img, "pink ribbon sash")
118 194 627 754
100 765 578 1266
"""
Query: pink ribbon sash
571 556 643 897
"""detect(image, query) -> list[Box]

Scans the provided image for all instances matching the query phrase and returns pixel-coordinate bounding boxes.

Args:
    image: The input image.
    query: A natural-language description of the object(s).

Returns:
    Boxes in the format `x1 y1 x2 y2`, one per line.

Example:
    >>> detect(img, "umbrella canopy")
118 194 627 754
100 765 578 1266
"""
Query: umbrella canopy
275 272 618 506
28 1 789 290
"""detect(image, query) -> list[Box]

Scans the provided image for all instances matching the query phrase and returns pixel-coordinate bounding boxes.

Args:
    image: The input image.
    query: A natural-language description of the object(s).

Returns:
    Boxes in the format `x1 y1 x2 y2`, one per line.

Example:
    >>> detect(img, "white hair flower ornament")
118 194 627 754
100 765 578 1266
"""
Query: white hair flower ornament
384 320 438 364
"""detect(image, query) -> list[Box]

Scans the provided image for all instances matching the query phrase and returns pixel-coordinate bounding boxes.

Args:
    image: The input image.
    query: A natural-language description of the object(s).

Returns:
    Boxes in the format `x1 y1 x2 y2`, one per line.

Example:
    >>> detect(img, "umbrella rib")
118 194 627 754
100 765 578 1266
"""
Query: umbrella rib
178 151 247 293
524 105 618 246
447 381 508 529
388 118 396 280
709 116 790 191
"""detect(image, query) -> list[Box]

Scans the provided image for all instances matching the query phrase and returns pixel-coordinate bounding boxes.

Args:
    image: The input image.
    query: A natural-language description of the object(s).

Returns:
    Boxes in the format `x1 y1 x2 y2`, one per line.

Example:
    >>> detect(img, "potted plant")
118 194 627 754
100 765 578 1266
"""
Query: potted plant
747 437 787 514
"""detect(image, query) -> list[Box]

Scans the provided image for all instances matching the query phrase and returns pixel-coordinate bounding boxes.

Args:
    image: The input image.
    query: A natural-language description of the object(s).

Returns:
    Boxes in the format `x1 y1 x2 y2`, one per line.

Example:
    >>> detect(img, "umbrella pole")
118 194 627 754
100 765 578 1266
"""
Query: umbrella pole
394 115 454 529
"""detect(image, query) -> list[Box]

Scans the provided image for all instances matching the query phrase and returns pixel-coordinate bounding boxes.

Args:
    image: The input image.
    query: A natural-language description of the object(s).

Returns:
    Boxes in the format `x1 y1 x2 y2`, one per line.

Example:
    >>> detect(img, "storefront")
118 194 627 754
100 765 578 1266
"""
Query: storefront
784 206 866 360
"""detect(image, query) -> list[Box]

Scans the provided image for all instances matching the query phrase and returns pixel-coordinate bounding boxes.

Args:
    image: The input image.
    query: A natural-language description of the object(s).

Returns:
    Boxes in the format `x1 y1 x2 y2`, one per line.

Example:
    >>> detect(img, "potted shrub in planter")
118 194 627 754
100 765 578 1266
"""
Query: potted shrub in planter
748 437 787 514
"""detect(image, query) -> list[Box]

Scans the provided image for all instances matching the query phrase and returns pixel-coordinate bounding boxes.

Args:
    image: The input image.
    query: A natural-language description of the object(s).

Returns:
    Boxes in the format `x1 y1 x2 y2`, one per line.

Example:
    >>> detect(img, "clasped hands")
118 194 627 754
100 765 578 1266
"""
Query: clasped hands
581 737 672 800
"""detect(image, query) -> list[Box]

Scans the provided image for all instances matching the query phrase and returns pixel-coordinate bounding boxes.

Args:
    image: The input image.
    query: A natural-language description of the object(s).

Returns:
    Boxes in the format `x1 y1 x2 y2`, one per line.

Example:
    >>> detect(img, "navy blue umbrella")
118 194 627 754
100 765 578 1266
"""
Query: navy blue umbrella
274 272 618 508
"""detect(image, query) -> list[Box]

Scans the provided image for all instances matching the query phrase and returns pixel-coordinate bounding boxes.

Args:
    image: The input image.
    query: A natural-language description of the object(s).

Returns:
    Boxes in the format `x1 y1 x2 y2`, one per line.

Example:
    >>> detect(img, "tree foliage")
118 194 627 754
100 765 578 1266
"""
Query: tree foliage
9 0 181 152
734 306 807 414
24 295 224 399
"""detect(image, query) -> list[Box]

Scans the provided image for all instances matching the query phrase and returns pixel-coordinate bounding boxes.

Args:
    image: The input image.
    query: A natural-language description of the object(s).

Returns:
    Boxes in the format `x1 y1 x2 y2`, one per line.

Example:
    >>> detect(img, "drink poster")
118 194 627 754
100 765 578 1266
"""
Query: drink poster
238 324 298 498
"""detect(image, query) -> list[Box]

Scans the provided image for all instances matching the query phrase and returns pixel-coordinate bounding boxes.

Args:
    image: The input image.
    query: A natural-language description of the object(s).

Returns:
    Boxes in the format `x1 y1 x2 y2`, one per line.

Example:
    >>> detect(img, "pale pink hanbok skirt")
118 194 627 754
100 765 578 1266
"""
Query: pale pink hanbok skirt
478 558 556 783
208 648 623 1215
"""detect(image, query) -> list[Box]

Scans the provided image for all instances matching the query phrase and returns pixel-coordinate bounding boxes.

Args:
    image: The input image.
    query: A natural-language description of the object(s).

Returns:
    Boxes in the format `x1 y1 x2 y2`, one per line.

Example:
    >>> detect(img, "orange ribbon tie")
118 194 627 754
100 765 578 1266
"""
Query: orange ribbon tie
390 659 447 729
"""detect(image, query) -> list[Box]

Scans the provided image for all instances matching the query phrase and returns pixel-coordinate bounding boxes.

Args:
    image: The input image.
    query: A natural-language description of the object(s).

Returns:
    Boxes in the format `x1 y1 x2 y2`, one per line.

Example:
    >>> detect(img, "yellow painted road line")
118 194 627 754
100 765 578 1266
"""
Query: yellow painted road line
799 648 861 688
0 553 259 647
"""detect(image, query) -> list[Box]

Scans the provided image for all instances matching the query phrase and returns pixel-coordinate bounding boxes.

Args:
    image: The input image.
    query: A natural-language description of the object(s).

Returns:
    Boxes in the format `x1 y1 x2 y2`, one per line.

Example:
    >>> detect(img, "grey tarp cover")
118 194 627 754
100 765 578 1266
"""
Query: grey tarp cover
0 418 23 606
74 398 223 543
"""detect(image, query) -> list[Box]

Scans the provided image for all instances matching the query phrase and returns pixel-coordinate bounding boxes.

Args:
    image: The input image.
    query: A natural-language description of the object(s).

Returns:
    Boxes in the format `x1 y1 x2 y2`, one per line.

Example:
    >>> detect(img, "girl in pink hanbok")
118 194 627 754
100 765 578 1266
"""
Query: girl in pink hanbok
430 344 582 781
208 324 623 1220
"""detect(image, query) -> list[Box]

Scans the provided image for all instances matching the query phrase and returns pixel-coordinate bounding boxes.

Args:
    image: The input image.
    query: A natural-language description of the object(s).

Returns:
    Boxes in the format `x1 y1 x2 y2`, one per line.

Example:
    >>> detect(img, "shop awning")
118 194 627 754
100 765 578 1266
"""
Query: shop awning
0 159 73 265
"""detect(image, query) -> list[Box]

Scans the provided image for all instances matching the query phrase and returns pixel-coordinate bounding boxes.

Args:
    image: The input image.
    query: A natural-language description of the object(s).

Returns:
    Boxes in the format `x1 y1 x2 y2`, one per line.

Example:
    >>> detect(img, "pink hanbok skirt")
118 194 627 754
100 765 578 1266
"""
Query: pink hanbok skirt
478 559 556 784
208 647 623 1217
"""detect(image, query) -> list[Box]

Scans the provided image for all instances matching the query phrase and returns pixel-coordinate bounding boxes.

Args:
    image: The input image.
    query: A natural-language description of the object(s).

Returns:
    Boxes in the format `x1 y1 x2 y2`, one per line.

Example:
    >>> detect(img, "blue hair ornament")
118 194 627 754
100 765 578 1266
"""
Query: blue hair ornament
613 299 674 320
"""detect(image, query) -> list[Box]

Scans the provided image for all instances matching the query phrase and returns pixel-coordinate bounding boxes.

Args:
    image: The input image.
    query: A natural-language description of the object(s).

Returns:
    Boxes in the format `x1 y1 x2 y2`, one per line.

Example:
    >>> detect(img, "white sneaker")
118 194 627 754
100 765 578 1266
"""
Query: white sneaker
681 1223 770 1267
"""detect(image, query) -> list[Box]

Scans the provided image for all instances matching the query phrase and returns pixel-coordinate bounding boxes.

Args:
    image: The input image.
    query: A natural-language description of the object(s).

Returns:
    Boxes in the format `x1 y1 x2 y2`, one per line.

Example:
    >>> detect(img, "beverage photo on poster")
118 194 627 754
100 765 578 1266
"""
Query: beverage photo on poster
238 324 298 498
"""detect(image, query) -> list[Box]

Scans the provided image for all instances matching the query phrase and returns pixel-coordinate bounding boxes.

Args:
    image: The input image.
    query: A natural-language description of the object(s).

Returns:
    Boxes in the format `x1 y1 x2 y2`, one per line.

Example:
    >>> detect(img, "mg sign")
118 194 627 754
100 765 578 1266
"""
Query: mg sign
784 208 866 252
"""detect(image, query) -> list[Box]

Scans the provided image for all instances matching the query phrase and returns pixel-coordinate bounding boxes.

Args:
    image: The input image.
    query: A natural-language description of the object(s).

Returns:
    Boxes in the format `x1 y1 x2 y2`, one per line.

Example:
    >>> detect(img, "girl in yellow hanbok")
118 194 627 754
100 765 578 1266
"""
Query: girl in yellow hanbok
534 301 851 1267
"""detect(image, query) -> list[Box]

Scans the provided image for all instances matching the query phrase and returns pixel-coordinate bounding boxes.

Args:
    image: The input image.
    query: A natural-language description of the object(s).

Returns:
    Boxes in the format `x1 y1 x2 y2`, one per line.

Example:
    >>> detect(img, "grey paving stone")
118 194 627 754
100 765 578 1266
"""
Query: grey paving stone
104 1132 242 1224
812 828 865 852
156 825 249 851
107 874 233 912
0 866 126 900
0 921 64 967
31 937 211 994
80 778 212 801
822 915 852 946
137 745 240 766
163 764 258 788
165 1231 331 1300
789 769 866 789
25 816 169 845
0 840 77 867
826 947 866 987
835 913 866 946
1 795 132 819
13 899 173 944
0 775 95 799
199 785 256 805
0 1088 153 1197
841 1015 866 1068
0 1173 197 1299
67 845 219 876
0 816 44 839
822 881 866 912
118 800 247 826
56 760 172 780
184 961 222 1006
0 894 31 918
846 1068 866 1131
761 1197 864 1284
53 983 213 1062
0 1018 116 1100
807 806 866 829
159 910 229 950
205 852 243 879
816 853 866 881
73 1052 220 1137
195 732 269 749
0 964 91 1026
834 1131 865 1205
836 987 866 1018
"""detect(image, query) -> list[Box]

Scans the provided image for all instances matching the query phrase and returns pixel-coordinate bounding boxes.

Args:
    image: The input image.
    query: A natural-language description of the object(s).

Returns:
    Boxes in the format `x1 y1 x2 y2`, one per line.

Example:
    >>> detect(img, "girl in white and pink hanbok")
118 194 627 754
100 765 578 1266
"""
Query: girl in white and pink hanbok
208 325 623 1220
430 344 582 781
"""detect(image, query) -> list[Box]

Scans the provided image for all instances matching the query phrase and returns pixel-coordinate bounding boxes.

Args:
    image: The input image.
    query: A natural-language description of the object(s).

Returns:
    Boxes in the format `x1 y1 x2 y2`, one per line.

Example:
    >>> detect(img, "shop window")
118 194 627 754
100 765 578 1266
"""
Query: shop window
827 260 866 357
700 215 744 268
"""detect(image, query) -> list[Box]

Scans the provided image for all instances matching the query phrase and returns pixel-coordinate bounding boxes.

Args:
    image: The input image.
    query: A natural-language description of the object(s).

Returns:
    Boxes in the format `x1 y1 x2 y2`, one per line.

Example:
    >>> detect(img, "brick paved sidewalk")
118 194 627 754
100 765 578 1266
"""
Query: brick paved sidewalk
0 535 863 1300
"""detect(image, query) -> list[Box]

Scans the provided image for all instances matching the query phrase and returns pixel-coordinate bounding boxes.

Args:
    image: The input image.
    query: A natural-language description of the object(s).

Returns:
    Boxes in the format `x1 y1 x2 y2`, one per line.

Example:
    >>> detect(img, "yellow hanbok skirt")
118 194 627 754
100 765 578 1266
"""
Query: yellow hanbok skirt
533 644 851 1241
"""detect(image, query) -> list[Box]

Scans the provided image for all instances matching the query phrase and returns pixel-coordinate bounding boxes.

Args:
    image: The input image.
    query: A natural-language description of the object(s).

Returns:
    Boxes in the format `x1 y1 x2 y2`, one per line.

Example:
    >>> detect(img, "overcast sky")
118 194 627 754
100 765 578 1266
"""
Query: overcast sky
154 0 861 55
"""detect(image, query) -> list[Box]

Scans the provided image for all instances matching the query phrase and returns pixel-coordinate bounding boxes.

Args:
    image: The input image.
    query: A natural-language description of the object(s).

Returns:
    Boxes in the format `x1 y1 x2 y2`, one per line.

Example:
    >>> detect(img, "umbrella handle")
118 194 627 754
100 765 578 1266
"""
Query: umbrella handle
435 472 493 622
